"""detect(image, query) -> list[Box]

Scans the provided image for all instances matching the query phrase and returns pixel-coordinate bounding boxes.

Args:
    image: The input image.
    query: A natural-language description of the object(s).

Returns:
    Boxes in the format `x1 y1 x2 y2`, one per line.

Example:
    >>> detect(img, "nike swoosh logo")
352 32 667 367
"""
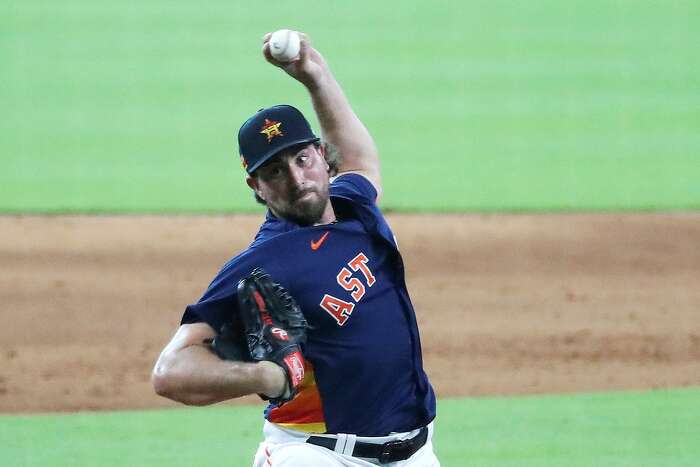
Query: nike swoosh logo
310 231 330 251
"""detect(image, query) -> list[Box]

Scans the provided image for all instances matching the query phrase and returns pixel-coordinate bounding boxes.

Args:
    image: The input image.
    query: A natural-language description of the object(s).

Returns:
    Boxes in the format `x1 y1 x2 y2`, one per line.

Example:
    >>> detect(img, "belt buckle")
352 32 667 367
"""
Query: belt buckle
378 439 412 464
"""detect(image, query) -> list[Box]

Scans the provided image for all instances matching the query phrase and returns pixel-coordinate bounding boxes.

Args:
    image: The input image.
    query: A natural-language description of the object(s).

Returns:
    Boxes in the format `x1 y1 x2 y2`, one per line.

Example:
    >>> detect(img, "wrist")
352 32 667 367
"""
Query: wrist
303 76 323 93
257 360 287 398
302 67 331 93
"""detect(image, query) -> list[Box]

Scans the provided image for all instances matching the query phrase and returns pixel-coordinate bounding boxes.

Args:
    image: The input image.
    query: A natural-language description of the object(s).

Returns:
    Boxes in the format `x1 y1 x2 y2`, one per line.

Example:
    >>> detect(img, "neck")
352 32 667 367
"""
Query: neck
314 201 337 226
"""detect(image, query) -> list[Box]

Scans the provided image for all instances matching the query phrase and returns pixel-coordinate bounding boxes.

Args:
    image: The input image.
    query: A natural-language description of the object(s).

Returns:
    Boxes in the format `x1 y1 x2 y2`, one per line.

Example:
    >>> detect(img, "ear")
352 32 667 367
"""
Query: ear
318 144 329 171
246 175 264 201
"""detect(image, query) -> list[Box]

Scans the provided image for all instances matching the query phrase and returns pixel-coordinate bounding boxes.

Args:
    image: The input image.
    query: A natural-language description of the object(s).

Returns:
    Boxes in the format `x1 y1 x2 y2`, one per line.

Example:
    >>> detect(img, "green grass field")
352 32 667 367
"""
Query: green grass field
2 388 699 467
2 1 699 212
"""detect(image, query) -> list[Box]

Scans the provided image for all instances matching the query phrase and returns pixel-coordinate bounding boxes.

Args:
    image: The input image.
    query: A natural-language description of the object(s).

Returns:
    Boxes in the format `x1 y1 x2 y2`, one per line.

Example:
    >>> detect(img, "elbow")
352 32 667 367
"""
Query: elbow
151 358 189 403
152 360 177 400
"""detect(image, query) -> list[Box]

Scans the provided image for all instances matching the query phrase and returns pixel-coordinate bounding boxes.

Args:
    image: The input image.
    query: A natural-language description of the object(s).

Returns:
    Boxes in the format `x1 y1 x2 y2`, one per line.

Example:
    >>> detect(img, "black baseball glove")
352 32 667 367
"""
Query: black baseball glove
211 268 308 405
210 317 251 362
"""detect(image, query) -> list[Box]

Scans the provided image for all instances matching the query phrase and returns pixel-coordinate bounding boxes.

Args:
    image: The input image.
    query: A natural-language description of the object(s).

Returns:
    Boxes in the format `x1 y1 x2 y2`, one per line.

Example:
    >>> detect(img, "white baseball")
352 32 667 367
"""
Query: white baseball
269 29 301 62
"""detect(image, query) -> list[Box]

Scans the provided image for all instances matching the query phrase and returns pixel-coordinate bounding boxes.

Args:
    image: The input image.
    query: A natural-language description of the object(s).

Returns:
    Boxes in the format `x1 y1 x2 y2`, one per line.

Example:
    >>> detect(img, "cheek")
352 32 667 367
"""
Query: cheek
261 185 289 205
312 162 330 183
256 183 274 202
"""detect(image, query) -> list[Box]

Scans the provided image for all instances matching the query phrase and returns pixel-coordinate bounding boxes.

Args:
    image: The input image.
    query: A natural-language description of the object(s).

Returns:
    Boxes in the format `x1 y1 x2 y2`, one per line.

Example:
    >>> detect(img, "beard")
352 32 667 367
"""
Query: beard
274 186 329 226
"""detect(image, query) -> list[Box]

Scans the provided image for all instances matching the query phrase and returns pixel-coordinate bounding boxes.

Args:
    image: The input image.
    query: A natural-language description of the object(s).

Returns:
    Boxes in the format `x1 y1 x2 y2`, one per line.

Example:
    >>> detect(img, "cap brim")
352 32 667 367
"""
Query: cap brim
246 137 321 174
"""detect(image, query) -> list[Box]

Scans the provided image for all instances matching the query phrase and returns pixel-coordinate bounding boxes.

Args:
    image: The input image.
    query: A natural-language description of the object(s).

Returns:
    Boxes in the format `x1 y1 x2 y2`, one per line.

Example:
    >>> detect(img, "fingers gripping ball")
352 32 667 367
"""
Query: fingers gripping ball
237 268 308 404
269 29 301 62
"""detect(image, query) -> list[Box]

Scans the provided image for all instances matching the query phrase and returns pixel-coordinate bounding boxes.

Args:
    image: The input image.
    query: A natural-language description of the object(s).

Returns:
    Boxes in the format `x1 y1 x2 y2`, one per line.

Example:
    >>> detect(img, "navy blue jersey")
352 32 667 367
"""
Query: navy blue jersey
182 173 436 436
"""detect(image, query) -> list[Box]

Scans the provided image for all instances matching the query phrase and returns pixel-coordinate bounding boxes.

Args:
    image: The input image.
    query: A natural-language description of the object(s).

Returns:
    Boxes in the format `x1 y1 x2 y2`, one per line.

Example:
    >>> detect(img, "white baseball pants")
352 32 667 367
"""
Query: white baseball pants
252 421 440 467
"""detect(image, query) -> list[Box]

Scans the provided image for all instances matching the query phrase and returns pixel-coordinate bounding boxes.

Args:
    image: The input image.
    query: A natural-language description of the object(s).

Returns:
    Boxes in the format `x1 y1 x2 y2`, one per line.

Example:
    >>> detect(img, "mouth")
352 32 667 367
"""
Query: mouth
292 189 315 202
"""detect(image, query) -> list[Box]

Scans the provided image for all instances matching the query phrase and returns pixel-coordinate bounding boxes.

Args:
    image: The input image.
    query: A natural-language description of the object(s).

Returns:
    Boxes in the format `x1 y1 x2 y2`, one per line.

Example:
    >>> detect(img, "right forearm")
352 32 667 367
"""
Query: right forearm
153 344 283 406
305 69 379 176
262 32 380 180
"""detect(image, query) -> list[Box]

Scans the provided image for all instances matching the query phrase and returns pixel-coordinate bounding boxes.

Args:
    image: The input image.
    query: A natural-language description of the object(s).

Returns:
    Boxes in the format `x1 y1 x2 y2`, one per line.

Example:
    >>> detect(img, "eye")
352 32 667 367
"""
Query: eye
297 153 309 166
261 165 284 179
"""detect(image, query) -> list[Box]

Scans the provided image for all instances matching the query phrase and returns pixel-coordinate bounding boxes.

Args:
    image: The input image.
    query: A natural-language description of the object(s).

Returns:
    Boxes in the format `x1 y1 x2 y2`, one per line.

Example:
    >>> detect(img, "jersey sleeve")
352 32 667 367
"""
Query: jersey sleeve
180 259 245 332
330 172 378 205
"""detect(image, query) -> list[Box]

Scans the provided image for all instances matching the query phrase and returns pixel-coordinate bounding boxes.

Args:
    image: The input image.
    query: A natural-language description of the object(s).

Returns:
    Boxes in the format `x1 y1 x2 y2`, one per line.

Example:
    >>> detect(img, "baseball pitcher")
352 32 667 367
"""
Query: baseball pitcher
152 31 439 466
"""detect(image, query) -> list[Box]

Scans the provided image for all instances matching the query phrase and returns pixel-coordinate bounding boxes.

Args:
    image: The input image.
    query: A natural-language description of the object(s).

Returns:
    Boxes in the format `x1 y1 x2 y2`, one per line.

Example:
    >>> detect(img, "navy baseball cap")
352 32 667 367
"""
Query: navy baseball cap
238 105 320 174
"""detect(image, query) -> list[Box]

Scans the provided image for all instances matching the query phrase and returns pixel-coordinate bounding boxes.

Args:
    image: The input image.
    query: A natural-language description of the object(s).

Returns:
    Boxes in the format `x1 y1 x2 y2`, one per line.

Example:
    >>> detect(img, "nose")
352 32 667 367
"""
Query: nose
287 162 306 188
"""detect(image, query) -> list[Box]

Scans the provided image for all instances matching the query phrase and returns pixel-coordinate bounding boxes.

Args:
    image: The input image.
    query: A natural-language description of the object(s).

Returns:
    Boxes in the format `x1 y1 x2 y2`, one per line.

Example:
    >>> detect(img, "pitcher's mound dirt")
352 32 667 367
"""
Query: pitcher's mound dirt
1 214 699 413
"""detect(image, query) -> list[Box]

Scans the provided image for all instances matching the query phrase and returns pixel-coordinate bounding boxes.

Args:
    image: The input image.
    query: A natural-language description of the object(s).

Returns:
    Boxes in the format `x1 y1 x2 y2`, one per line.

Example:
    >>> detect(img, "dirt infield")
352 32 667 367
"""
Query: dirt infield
1 214 699 413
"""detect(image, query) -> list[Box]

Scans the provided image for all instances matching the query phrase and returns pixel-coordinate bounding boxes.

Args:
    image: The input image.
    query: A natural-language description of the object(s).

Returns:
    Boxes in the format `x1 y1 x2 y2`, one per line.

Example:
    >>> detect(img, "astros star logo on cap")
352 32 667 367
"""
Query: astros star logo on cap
260 119 284 143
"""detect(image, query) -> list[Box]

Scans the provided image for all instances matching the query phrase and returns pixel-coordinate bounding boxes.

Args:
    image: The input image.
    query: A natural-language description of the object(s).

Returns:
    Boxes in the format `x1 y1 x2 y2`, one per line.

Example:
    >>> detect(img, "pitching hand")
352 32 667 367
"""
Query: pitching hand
262 31 328 90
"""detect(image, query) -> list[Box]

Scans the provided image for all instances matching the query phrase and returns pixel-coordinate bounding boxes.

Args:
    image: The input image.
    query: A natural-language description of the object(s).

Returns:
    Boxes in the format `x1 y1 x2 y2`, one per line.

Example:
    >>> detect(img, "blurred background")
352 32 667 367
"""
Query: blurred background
2 0 698 212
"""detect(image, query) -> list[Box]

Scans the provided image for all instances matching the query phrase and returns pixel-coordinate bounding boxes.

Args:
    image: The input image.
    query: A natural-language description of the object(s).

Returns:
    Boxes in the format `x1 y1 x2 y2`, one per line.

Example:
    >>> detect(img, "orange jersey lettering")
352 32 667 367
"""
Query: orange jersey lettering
336 267 366 302
349 252 376 287
320 294 355 326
